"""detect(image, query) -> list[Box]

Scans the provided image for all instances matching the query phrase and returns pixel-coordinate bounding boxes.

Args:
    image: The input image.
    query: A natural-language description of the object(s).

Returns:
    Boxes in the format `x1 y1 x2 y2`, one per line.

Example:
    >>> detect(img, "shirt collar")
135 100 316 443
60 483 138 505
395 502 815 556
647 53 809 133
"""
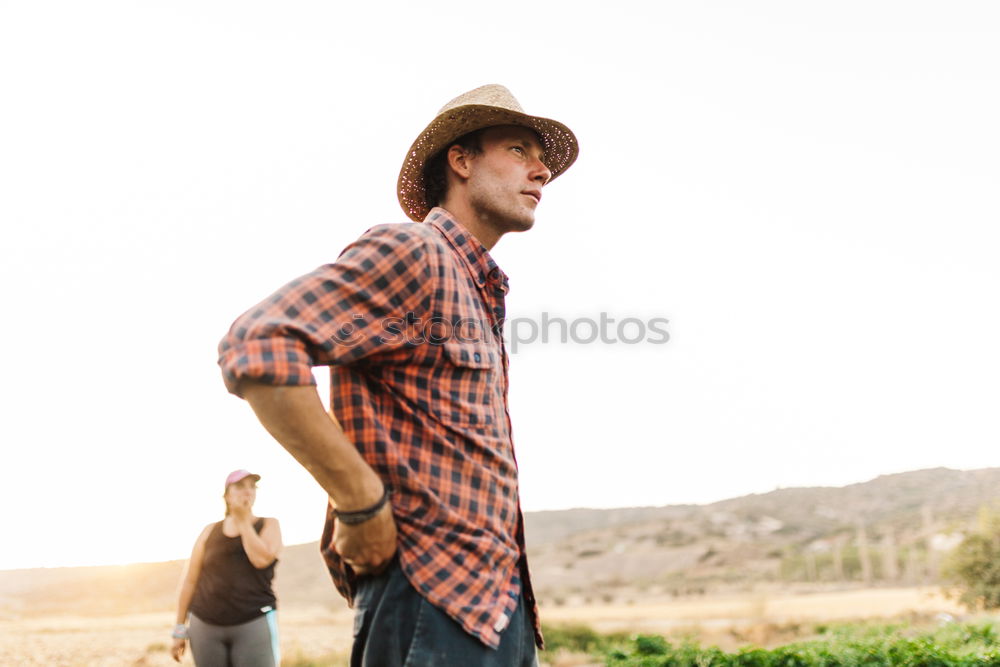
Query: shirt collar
424 207 509 294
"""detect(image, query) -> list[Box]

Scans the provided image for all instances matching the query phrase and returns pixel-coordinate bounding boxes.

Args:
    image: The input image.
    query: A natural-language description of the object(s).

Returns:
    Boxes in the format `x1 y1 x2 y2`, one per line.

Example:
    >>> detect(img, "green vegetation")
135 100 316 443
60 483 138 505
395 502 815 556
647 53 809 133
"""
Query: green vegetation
544 620 1000 666
945 507 1000 611
542 622 630 654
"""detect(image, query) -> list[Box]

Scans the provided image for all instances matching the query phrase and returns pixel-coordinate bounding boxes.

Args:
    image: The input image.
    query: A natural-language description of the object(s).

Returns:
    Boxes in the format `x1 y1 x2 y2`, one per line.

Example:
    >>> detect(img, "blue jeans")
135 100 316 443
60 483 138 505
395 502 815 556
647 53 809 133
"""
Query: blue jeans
350 559 538 667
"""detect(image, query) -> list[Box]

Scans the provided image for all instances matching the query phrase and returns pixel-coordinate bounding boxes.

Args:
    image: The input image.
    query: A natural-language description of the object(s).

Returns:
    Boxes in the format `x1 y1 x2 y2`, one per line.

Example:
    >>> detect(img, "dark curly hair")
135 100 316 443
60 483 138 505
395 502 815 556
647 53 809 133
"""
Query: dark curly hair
421 129 485 210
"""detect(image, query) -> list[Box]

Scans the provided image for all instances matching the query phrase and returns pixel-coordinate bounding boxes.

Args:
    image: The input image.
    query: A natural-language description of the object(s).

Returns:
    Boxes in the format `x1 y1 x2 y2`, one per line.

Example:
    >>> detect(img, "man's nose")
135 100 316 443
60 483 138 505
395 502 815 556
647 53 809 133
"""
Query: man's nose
531 158 552 185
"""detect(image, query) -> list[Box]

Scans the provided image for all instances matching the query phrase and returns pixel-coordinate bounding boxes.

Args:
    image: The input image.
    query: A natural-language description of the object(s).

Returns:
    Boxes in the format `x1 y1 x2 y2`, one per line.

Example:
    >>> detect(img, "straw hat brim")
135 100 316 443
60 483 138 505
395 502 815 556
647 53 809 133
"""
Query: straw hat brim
397 104 579 222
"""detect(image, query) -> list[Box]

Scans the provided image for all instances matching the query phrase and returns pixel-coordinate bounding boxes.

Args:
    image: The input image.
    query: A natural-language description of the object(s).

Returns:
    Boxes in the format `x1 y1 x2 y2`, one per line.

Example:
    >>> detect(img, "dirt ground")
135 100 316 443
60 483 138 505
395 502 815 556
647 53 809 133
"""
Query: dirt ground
0 607 355 667
0 587 969 666
542 586 966 634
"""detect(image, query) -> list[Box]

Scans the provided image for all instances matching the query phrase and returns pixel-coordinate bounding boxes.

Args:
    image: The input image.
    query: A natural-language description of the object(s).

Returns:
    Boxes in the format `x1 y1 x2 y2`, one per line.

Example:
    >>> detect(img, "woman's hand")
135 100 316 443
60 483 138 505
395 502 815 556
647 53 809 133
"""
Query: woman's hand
229 497 253 524
170 637 186 662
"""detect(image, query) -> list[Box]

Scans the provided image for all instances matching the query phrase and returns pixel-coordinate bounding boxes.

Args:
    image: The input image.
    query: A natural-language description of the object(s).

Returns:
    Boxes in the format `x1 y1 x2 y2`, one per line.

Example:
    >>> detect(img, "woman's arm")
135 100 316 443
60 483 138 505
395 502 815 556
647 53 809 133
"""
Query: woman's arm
171 524 212 662
232 513 283 569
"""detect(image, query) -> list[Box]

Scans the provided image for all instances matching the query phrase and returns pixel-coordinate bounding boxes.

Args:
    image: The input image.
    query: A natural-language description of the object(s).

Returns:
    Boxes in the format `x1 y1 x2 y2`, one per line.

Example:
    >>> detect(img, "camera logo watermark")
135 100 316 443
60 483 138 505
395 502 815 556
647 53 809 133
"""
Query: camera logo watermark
332 312 670 354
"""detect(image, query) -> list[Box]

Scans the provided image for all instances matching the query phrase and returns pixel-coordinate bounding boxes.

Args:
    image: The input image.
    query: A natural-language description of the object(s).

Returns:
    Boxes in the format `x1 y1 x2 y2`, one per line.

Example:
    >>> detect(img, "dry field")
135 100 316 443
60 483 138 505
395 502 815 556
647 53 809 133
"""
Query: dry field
543 586 965 634
0 587 967 666
0 607 355 667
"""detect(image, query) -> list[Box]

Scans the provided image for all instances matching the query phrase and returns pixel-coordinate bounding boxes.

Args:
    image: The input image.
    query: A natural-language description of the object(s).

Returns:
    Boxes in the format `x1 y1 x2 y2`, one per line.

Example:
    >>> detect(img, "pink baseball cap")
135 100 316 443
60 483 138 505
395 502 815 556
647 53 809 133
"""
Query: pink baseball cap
225 469 261 488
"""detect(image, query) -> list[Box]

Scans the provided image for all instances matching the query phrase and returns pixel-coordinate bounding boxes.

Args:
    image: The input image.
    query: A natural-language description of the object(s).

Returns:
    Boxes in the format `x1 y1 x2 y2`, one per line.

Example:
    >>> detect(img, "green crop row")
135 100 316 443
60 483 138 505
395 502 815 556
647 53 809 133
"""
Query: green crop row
543 620 1000 666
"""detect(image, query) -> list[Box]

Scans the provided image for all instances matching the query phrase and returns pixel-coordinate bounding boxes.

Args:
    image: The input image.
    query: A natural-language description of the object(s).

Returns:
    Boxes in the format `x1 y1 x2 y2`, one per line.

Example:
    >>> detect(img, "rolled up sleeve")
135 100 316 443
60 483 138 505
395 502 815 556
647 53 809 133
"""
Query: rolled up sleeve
218 225 433 397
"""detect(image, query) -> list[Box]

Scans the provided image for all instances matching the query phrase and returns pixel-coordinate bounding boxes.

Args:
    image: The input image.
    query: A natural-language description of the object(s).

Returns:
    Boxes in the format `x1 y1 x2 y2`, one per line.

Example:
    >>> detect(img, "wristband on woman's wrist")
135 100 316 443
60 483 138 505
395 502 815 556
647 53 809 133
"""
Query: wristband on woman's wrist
172 624 189 640
333 487 391 525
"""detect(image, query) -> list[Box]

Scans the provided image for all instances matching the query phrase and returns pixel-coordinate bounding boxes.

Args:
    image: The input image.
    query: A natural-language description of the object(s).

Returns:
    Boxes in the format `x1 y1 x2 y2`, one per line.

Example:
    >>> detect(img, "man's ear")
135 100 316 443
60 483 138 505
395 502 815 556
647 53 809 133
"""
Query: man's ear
446 144 473 181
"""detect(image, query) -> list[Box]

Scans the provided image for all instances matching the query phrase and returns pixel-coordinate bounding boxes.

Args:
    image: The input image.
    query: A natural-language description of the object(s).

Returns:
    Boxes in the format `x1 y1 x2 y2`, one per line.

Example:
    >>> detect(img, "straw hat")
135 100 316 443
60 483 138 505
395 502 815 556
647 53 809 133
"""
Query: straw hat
397 84 579 222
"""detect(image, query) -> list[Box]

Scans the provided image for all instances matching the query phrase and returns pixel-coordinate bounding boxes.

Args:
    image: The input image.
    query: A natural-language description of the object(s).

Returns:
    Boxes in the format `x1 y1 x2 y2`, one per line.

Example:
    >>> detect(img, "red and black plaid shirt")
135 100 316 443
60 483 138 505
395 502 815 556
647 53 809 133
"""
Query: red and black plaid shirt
218 208 540 648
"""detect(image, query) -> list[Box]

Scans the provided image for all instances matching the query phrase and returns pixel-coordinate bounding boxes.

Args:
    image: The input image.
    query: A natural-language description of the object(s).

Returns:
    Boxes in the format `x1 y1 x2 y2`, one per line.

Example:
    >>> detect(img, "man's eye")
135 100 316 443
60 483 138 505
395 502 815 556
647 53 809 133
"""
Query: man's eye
511 146 525 155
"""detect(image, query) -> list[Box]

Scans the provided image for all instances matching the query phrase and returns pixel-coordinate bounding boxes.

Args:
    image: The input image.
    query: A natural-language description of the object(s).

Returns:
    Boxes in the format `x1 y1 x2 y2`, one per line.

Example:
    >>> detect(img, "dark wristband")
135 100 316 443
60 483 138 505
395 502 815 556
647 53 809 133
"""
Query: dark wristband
333 487 391 525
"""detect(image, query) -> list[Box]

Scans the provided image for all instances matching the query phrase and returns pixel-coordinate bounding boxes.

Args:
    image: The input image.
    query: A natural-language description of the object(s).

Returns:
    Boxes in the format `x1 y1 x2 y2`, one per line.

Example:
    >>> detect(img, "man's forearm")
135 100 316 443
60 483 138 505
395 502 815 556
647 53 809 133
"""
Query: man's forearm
241 382 384 510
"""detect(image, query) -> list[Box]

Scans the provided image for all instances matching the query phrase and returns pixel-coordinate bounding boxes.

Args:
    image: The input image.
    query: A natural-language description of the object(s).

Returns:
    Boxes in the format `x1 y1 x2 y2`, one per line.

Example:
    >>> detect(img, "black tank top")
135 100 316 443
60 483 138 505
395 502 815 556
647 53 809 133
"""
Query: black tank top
189 518 277 626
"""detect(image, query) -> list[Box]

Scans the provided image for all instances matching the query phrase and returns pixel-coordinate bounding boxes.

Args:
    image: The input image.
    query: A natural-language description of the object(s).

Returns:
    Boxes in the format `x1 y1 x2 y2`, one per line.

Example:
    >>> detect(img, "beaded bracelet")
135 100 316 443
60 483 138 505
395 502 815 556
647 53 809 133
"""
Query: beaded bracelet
333 488 391 525
172 624 189 640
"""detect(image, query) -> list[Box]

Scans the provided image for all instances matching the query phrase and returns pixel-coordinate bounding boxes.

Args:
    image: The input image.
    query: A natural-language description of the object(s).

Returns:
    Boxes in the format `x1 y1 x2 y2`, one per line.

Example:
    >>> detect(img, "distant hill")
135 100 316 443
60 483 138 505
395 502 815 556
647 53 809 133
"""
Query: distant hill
0 541 340 619
4 467 1000 618
525 467 1000 606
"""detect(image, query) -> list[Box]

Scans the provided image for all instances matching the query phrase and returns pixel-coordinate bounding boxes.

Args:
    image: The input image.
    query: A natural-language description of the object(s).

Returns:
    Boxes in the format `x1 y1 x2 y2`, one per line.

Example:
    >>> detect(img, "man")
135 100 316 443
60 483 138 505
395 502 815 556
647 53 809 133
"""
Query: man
218 84 578 666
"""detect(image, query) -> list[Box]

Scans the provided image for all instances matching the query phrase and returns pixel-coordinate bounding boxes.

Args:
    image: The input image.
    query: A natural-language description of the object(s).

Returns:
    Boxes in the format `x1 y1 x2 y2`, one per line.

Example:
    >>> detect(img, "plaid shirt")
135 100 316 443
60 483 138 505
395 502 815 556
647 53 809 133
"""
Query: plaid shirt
218 208 540 649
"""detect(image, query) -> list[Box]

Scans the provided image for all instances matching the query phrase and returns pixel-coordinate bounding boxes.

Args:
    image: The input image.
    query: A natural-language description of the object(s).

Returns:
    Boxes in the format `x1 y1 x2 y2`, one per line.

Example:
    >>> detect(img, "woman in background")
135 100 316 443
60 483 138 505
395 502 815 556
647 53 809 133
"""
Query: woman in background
171 469 283 666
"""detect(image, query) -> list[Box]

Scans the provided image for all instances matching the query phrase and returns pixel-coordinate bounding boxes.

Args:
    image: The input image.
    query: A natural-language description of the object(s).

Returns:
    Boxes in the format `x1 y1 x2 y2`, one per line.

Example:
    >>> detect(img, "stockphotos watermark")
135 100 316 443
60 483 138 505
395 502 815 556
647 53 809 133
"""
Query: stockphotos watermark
506 312 669 353
331 312 670 353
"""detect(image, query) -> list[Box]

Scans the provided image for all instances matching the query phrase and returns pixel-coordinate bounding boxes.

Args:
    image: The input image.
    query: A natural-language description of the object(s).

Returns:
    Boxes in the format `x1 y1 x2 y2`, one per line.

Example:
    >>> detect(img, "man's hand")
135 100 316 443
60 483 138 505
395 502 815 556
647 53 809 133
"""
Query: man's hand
335 502 397 576
240 383 397 573
170 637 186 662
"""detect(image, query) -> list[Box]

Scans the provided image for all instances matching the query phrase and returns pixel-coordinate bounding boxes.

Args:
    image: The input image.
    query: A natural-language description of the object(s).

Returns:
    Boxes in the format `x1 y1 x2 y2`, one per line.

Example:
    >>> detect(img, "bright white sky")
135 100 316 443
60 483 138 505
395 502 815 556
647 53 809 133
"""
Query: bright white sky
2 1 998 570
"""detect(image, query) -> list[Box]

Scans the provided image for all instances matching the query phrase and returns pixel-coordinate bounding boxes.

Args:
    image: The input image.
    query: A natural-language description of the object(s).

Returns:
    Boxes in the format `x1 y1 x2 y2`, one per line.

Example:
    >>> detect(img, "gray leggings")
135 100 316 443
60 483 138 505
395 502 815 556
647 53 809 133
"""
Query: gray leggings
189 611 279 667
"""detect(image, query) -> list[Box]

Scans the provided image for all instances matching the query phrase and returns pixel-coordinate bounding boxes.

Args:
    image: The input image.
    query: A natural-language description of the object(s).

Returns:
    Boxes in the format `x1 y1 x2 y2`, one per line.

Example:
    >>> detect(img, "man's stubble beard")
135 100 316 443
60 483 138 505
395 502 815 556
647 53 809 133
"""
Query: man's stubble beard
468 182 535 236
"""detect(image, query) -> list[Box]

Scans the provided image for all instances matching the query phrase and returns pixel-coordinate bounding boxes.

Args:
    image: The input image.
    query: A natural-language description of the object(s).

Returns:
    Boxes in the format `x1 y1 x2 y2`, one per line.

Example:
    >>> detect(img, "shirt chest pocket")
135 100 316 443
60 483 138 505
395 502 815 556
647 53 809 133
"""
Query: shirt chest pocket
429 340 498 430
